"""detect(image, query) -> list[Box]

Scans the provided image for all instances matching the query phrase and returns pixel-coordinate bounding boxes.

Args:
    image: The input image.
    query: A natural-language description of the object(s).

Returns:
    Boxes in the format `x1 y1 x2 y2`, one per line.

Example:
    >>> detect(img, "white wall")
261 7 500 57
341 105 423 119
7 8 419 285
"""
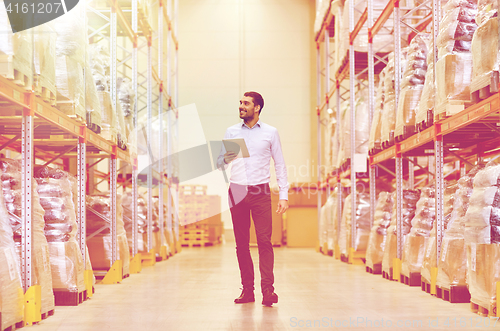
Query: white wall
178 0 316 228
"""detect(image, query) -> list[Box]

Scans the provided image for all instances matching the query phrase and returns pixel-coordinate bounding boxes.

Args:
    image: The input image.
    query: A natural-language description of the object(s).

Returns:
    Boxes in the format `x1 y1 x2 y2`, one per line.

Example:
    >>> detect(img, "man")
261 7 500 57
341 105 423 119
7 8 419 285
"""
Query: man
218 91 289 307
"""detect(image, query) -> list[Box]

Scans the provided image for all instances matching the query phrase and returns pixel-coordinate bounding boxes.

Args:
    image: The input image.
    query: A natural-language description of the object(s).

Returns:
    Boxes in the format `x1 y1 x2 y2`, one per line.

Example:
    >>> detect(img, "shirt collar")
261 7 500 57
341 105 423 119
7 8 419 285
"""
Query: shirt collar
242 120 262 129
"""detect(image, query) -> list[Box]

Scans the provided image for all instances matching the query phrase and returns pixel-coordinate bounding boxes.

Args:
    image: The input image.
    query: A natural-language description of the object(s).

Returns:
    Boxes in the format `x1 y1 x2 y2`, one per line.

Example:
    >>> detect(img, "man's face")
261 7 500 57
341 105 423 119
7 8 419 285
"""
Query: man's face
239 96 259 120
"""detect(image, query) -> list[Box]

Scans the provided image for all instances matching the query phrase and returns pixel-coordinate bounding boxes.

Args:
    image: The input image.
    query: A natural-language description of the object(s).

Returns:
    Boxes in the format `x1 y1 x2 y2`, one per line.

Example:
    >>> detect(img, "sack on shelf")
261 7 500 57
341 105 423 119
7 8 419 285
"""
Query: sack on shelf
415 42 436 126
471 0 499 94
0 159 55 315
118 78 136 152
35 166 85 294
464 162 500 310
33 24 57 104
381 189 420 275
339 190 371 258
381 51 408 144
0 167 24 330
435 0 478 117
86 194 130 277
434 164 485 288
395 33 430 138
366 192 394 269
401 186 436 277
0 2 33 90
369 68 387 152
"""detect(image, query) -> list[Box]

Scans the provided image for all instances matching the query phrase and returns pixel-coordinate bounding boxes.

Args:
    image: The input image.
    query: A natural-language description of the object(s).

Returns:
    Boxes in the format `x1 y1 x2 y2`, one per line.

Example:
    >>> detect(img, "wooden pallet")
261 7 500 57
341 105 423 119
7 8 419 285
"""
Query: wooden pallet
68 114 86 124
421 278 432 295
0 55 32 90
436 285 470 304
470 301 496 318
395 125 416 143
2 320 24 331
41 309 55 321
365 263 382 275
34 79 57 106
400 272 421 287
471 71 499 103
382 133 395 149
434 100 470 122
53 289 87 306
181 240 210 247
416 110 434 132
382 268 397 281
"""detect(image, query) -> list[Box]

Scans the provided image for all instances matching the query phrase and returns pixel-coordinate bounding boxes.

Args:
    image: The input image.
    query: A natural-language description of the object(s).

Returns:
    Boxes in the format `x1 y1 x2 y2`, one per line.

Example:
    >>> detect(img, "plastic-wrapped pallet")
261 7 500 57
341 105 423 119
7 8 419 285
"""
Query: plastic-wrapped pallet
366 192 394 271
0 0 33 90
327 188 341 252
86 194 130 277
320 192 336 252
395 33 430 139
471 0 499 96
121 191 147 254
369 68 387 153
0 159 55 316
152 197 170 257
382 189 420 277
338 91 370 166
314 0 331 36
465 162 500 312
34 166 85 299
338 190 371 258
327 117 337 174
435 0 478 119
0 167 25 330
53 1 86 118
380 50 408 146
434 165 484 290
338 0 395 60
118 78 136 151
401 186 435 278
415 40 435 128
33 24 57 105
85 49 102 130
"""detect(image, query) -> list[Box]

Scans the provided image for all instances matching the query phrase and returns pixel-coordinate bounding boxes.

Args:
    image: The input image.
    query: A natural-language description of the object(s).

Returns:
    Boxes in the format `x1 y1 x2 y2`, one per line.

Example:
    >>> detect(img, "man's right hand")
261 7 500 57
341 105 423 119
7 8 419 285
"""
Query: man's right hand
224 151 238 164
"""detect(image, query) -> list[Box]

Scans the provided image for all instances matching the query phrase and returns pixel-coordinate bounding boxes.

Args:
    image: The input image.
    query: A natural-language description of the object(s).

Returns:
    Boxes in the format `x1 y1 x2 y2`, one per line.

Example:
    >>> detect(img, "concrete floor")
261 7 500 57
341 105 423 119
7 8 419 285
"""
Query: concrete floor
32 244 495 330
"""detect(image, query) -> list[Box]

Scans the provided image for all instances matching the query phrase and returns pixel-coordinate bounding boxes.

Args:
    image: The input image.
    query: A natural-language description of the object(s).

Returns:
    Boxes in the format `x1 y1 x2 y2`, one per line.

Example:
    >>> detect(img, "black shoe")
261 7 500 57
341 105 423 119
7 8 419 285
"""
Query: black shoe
234 289 255 303
262 289 278 306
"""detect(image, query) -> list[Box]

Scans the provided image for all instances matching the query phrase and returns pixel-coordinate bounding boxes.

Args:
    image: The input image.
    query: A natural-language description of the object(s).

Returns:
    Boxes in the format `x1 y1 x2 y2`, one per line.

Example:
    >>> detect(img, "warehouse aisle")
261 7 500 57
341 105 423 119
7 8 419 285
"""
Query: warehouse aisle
33 245 491 331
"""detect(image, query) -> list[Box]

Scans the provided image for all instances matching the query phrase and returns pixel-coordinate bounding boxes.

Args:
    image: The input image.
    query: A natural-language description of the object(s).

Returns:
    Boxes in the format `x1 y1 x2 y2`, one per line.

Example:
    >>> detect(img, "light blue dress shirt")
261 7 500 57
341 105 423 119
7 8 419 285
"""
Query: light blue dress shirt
218 120 289 200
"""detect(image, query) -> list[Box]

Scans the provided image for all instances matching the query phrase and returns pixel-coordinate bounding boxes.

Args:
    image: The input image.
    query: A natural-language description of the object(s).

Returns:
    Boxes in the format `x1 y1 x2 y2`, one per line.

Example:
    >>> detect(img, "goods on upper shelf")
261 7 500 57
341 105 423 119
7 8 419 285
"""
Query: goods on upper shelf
435 0 478 119
33 24 57 105
54 1 86 119
327 117 338 174
382 189 420 277
0 166 25 330
34 166 86 299
395 33 430 140
86 194 130 277
401 186 438 281
415 39 435 129
471 0 499 98
368 68 386 154
0 1 33 90
380 51 407 147
435 164 484 291
338 190 370 258
118 77 136 151
366 191 394 271
314 0 332 36
337 92 370 168
0 159 55 315
465 162 500 312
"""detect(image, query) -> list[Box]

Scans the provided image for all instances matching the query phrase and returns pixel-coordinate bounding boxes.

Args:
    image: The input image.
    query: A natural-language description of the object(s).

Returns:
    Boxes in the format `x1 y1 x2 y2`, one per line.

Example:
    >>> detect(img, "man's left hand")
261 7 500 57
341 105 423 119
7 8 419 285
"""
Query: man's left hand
276 199 289 214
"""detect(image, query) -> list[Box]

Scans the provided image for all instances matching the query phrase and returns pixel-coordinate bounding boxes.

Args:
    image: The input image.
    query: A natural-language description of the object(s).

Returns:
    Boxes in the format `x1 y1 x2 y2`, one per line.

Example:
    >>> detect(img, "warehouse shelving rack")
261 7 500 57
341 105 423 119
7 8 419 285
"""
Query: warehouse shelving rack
316 0 500 293
0 0 178 324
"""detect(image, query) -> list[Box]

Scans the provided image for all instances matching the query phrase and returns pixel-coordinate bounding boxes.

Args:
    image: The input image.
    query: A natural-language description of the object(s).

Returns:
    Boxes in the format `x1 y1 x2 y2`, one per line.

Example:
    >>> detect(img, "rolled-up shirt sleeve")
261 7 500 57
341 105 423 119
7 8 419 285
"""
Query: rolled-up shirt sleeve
217 129 230 171
271 129 289 200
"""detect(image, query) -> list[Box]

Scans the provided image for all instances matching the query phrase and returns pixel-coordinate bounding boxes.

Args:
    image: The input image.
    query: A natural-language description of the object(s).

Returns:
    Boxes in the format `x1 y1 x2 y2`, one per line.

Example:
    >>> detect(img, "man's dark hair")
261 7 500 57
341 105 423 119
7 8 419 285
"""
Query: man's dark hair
244 91 264 114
